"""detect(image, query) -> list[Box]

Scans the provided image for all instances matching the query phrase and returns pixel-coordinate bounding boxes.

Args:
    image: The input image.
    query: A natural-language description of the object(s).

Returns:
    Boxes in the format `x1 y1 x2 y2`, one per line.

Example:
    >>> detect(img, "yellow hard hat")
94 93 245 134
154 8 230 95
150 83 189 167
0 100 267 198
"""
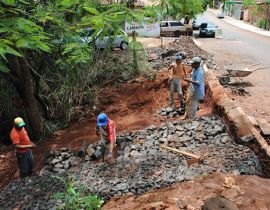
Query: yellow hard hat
14 117 26 127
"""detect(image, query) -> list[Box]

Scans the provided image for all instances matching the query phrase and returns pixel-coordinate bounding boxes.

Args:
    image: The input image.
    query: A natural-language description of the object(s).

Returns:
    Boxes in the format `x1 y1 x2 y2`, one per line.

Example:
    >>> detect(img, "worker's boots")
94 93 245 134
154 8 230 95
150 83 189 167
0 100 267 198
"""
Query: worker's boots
178 103 186 115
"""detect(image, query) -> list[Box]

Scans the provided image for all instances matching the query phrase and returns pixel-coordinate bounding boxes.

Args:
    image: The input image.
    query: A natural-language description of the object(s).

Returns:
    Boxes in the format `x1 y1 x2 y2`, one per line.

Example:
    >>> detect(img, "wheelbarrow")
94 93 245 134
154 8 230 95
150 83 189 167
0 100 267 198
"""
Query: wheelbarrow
219 64 268 85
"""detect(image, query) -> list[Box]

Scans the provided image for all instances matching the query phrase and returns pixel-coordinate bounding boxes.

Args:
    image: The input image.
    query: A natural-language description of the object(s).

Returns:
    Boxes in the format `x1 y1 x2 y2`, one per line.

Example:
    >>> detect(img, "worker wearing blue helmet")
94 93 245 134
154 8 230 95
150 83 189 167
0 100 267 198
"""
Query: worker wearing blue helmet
96 113 116 161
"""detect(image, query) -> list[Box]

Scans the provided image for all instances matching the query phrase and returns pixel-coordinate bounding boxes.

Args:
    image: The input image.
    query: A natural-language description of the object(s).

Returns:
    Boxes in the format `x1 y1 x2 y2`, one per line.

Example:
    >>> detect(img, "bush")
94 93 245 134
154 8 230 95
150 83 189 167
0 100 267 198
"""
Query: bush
54 177 104 210
257 18 266 29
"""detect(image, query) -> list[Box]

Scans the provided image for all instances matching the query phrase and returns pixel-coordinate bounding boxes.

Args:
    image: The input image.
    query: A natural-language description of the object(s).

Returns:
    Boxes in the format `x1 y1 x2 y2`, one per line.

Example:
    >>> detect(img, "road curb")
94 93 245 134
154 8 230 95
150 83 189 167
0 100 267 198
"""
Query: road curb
203 64 270 175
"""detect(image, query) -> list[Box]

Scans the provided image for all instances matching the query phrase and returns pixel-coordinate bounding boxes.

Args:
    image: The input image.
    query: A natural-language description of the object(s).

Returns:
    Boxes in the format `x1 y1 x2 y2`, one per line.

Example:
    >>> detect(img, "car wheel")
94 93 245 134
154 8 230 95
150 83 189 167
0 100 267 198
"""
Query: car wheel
173 31 181 37
187 30 193 36
120 42 128 50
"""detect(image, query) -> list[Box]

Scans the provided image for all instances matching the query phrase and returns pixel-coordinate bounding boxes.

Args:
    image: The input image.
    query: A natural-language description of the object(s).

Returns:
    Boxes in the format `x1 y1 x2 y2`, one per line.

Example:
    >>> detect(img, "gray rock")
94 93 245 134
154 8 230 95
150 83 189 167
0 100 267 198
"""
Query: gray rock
147 125 157 131
55 163 64 168
160 111 167 116
176 131 185 137
52 168 65 174
130 150 140 156
51 158 62 165
166 107 174 113
176 126 184 131
60 147 69 152
85 155 90 161
63 160 70 169
70 157 81 166
86 145 95 157
124 146 131 154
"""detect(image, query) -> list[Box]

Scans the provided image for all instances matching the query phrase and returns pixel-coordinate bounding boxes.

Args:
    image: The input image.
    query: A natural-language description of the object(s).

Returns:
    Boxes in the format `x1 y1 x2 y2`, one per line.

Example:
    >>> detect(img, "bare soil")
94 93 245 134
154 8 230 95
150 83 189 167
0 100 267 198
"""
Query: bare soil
0 71 207 190
103 173 270 210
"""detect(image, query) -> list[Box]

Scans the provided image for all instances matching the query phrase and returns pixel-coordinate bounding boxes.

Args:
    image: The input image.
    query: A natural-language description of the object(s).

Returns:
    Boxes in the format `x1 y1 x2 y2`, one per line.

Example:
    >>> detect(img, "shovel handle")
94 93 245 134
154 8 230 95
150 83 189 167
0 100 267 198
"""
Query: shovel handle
160 145 200 159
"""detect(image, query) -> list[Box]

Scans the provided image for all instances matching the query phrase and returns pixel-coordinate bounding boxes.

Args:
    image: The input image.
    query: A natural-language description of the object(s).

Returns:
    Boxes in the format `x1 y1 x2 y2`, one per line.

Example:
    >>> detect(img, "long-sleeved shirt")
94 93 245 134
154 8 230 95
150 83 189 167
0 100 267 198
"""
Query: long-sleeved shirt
10 127 31 153
191 66 205 100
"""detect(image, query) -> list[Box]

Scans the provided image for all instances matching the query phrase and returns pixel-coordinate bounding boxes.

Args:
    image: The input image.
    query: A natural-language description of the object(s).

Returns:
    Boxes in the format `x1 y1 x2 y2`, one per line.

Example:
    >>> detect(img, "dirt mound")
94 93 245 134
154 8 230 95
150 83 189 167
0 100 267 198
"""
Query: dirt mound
147 36 218 70
103 173 270 210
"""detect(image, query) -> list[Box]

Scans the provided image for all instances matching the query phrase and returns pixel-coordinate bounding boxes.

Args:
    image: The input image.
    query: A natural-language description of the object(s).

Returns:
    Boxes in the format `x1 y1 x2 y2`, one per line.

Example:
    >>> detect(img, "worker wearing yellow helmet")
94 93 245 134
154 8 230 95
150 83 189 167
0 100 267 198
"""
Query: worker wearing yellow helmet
10 117 36 178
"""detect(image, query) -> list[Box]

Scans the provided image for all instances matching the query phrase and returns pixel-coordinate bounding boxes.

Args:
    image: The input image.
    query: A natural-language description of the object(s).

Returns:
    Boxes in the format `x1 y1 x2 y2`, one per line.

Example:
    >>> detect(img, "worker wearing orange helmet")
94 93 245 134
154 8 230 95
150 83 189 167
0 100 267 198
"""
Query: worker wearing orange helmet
10 117 36 178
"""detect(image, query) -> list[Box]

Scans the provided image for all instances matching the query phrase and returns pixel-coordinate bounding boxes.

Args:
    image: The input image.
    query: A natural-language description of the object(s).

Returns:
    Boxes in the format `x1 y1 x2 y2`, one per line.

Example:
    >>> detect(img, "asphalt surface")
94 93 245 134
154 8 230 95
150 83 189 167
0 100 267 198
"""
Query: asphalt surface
195 10 270 120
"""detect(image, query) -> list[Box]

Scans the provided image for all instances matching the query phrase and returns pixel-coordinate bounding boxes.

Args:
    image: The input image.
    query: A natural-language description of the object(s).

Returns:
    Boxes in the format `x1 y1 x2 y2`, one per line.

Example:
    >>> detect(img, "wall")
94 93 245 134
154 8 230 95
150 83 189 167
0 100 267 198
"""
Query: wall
125 22 160 37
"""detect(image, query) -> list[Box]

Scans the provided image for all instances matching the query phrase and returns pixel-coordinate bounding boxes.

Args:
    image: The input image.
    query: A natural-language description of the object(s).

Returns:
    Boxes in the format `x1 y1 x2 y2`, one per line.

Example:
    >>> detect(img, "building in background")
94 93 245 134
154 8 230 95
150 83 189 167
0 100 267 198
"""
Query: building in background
224 0 243 19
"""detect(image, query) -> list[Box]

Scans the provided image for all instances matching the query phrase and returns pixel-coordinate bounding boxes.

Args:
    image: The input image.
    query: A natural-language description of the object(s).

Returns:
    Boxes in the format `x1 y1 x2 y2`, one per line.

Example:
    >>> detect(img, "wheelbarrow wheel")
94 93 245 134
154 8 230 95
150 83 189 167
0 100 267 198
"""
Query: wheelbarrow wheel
219 76 230 85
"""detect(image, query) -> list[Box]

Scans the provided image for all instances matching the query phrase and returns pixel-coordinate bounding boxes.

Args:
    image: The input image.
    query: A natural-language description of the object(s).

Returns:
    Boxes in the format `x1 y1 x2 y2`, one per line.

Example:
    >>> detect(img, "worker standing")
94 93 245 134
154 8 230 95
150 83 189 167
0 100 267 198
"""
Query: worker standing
167 55 187 112
184 57 205 119
96 113 116 162
10 117 36 178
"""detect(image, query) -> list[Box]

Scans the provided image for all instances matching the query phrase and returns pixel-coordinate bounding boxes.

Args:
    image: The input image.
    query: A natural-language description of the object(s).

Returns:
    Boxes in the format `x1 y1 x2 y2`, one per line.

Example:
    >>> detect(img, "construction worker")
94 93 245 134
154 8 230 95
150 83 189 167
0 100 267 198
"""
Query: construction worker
10 117 36 178
96 113 116 161
184 57 205 119
168 55 187 112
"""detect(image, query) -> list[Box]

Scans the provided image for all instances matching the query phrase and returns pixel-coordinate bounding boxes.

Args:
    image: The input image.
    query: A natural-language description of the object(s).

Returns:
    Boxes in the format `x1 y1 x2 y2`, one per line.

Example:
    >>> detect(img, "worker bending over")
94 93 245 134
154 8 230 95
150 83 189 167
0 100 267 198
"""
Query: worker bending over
96 113 116 161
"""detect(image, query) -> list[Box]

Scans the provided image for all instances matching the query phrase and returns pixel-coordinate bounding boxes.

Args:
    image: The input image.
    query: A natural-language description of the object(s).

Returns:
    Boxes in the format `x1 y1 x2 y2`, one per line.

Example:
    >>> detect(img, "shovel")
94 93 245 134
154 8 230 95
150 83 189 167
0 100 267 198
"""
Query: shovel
160 145 206 166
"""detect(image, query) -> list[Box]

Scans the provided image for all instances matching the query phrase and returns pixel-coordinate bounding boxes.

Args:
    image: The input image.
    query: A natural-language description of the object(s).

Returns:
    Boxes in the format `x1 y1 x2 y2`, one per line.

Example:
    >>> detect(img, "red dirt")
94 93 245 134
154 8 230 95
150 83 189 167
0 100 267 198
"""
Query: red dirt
1 70 209 190
103 173 270 210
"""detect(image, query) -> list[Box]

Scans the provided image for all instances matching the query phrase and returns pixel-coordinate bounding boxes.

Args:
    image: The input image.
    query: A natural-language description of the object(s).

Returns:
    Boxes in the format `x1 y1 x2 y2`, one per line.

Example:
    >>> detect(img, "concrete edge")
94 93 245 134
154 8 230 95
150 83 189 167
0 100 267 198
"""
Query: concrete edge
202 64 270 166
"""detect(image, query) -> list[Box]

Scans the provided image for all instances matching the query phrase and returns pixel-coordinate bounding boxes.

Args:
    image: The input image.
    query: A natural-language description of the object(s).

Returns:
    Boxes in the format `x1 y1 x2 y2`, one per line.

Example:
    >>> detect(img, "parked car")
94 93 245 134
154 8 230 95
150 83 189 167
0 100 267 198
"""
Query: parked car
95 29 129 50
192 19 202 30
160 20 193 37
217 12 225 19
81 28 129 50
199 23 217 37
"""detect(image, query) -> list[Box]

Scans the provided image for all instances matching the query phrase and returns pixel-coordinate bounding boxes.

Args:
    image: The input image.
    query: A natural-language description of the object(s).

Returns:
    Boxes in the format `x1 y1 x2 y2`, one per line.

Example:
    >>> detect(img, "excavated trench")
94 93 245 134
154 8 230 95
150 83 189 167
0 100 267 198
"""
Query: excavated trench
0 74 269 209
1 72 270 209
0 114 265 209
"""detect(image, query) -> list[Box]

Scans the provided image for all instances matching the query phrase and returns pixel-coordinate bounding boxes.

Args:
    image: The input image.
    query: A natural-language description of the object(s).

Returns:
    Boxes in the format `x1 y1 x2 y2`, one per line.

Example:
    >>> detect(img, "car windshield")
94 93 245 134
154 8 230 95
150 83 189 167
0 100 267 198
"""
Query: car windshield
201 23 215 28
207 23 215 28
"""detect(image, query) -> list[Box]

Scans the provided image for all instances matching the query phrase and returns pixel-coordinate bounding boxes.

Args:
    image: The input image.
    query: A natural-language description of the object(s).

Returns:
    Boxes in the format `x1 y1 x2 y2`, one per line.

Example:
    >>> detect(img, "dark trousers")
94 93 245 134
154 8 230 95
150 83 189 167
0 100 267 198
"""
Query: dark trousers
16 150 33 178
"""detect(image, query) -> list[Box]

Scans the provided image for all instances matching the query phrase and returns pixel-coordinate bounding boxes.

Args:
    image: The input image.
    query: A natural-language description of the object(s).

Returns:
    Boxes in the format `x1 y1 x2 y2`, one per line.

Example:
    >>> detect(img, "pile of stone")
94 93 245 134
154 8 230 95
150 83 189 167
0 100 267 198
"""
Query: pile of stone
72 116 261 200
158 107 184 117
40 147 82 175
147 36 219 70
0 176 65 210
0 116 262 209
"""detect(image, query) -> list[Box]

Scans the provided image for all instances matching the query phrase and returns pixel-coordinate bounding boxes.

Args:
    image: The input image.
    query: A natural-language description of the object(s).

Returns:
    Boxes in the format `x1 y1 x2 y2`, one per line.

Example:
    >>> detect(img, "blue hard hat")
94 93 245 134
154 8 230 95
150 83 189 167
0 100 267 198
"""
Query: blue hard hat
176 55 183 61
97 113 108 127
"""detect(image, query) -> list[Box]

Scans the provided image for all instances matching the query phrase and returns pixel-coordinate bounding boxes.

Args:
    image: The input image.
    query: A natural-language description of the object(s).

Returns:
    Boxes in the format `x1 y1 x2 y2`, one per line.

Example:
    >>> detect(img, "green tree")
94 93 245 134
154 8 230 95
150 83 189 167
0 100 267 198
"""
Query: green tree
0 0 147 141
153 0 205 22
0 0 51 140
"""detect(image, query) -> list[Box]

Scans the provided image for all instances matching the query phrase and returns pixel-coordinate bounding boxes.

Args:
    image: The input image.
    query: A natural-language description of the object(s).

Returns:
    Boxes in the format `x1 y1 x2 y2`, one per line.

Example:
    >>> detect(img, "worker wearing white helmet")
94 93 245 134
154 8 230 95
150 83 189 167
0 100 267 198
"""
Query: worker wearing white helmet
10 117 36 178
184 57 205 118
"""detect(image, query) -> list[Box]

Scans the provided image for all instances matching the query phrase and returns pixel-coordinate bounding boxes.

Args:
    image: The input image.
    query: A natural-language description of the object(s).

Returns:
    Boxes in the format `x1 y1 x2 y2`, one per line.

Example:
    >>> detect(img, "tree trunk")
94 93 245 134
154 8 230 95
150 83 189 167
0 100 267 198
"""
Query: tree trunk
19 58 43 141
8 56 43 141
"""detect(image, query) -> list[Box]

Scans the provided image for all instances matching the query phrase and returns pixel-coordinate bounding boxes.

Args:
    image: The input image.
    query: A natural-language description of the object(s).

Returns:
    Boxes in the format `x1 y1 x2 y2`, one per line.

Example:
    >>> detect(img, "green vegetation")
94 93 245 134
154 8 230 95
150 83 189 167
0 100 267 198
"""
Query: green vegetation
54 177 104 210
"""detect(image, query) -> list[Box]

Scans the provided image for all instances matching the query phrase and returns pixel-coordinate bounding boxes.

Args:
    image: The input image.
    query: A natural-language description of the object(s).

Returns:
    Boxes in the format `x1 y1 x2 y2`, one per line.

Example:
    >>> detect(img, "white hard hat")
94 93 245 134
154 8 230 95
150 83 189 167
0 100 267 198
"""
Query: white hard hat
191 57 202 64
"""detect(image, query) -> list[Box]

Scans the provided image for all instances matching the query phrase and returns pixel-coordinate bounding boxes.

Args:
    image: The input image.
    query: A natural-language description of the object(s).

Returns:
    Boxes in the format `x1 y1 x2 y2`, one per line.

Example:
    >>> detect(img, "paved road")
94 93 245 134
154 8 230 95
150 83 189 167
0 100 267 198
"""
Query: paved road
195 10 270 120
